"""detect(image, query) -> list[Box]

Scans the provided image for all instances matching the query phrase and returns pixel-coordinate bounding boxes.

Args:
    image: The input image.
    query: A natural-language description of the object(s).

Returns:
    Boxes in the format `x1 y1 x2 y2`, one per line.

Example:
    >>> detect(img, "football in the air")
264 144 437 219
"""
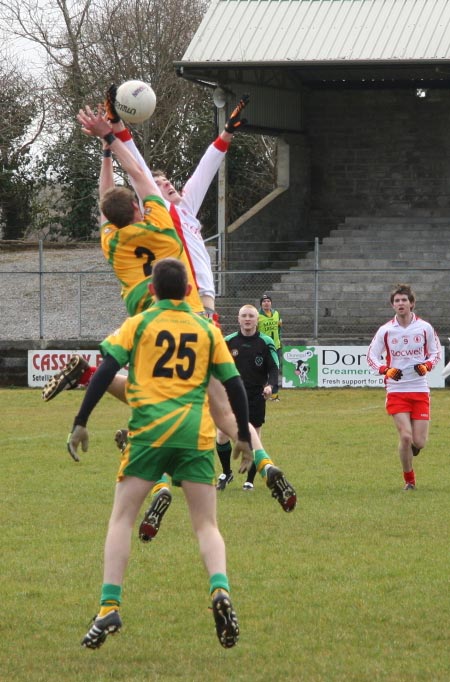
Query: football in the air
115 80 156 124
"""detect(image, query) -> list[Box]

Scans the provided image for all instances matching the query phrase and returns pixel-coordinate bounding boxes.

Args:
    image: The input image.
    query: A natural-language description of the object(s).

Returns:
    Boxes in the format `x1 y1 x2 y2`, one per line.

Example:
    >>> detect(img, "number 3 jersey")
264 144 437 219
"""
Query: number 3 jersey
100 299 240 450
100 195 203 316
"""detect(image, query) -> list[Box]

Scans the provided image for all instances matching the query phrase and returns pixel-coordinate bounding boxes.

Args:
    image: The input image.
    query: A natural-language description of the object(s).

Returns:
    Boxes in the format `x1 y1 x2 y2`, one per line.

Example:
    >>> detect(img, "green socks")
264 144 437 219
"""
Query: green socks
209 573 230 595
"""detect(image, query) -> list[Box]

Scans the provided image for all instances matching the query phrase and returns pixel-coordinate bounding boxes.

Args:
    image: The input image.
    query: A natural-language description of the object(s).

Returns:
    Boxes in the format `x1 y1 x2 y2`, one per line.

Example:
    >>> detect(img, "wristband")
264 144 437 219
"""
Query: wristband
102 149 112 158
214 136 230 152
115 129 133 142
103 132 116 145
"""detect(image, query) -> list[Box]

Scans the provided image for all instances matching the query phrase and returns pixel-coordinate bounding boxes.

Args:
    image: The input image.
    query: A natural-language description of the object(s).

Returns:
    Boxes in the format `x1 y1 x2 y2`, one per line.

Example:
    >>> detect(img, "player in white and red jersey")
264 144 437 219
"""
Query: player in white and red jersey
367 284 441 491
106 88 249 320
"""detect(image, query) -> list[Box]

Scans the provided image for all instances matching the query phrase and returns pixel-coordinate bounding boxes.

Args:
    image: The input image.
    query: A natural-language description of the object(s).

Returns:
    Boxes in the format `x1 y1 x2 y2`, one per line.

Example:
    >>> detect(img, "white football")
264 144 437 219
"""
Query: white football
115 80 156 124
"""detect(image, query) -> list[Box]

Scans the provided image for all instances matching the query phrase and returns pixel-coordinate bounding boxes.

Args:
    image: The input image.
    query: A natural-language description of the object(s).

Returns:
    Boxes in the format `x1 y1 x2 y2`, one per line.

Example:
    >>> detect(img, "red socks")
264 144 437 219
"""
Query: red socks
403 469 415 485
79 366 97 387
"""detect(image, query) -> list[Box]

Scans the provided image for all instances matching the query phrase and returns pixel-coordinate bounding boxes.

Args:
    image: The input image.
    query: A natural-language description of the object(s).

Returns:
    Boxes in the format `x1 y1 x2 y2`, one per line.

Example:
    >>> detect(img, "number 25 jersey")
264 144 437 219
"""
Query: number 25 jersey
100 299 240 450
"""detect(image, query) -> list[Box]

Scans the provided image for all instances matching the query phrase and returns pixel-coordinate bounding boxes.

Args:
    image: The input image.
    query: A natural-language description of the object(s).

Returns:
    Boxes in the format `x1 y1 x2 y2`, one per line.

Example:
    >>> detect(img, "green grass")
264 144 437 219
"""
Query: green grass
2 388 450 681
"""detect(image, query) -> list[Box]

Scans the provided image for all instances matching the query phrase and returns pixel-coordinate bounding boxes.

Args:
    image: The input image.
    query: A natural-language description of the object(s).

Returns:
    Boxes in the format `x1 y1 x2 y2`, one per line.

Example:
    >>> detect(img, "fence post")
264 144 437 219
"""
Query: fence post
313 237 319 340
217 106 227 296
39 240 44 339
78 274 82 337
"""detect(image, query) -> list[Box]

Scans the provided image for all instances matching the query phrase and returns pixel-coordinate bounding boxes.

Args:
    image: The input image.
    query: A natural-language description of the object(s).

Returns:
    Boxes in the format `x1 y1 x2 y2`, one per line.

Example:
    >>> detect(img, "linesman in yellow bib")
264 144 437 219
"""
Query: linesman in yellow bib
258 293 283 400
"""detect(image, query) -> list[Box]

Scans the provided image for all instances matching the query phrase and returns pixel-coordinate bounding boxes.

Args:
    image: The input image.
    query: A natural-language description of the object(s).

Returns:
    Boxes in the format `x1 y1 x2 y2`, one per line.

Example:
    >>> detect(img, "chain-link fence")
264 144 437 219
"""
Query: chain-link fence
2 240 450 342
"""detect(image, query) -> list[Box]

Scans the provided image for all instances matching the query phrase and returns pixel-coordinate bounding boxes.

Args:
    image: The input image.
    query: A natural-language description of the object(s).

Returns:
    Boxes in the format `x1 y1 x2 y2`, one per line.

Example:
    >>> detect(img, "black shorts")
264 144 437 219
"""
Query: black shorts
247 391 266 428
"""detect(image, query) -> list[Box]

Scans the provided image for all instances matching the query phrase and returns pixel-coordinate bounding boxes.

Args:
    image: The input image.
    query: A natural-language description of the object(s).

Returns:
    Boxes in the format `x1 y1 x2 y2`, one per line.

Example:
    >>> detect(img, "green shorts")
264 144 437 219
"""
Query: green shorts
117 441 216 487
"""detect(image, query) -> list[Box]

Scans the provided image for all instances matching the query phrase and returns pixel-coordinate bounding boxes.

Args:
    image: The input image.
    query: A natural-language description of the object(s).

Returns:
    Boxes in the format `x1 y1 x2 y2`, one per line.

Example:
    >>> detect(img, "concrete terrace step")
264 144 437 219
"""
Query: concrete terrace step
318 249 450 260
254 214 450 338
278 259 450 270
322 229 450 247
273 277 447 292
288 249 450 267
320 238 450 248
294 258 445 269
343 215 450 225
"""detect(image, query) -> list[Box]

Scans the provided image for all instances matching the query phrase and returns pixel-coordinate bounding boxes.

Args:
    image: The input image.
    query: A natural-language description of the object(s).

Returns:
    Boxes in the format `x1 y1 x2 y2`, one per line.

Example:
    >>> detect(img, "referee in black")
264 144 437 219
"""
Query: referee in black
216 304 279 490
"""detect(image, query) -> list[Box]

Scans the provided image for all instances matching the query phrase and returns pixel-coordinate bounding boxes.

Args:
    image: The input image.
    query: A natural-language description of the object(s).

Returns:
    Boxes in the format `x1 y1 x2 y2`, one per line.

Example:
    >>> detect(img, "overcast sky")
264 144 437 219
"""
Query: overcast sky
3 32 48 78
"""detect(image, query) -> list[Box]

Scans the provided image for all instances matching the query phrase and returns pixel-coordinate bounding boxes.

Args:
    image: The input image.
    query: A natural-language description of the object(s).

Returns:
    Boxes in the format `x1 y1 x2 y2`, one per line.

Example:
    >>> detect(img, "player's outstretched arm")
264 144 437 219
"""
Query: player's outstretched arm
99 142 115 207
222 375 253 472
77 105 161 201
65 354 120 462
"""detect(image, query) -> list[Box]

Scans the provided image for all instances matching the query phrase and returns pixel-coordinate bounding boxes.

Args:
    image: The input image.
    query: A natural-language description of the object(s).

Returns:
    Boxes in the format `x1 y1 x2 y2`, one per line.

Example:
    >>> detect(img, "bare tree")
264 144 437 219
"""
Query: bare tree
0 0 213 239
0 0 101 238
0 0 276 241
0 48 45 238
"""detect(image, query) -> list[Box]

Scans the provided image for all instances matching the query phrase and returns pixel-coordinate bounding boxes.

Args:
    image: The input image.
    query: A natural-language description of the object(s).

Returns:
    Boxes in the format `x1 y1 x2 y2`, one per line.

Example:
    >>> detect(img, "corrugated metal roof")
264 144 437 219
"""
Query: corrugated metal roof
181 0 450 64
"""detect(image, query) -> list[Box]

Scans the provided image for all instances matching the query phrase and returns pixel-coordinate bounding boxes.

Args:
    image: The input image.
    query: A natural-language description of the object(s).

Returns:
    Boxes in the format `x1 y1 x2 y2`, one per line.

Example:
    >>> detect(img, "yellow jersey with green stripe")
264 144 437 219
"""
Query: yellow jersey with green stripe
100 299 240 451
100 194 203 315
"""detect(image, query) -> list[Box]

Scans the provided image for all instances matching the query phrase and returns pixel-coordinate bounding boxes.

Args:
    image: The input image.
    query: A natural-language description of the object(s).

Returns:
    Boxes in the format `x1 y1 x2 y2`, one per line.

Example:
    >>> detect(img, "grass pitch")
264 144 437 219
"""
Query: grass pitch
2 387 450 682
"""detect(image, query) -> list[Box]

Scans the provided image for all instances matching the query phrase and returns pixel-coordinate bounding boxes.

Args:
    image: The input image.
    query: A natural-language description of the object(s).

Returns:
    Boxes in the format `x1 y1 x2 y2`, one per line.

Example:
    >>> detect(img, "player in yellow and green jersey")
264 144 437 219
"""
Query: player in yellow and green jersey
67 258 254 650
100 193 203 316
77 104 203 535
96 120 203 316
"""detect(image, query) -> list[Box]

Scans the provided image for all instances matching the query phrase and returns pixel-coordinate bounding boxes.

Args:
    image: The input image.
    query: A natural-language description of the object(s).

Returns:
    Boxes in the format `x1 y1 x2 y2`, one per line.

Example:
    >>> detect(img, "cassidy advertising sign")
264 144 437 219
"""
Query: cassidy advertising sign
28 350 128 388
282 346 445 389
28 350 103 388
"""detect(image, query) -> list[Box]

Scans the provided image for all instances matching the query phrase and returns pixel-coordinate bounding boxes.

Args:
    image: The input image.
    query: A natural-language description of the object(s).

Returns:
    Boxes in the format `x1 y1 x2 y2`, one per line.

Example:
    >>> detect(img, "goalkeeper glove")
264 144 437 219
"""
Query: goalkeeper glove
224 94 249 133
379 365 403 381
414 362 433 376
104 84 121 123
66 424 89 462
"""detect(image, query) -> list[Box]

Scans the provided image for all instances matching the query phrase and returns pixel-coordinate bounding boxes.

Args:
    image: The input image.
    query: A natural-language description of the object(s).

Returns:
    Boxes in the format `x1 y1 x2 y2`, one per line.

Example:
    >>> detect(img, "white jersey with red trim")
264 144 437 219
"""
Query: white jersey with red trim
366 314 442 393
169 138 228 299
120 131 228 300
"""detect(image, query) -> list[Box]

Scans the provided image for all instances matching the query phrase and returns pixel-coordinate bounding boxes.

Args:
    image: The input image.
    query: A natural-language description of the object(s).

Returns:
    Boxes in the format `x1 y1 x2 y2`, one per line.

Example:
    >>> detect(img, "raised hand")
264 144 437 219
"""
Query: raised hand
77 105 111 138
104 84 121 123
225 94 250 133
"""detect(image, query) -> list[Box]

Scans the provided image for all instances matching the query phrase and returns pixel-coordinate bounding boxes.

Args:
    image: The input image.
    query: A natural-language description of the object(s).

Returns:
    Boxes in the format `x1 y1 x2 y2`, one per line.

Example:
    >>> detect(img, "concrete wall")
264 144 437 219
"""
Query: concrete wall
228 133 311 267
305 88 450 238
229 87 450 261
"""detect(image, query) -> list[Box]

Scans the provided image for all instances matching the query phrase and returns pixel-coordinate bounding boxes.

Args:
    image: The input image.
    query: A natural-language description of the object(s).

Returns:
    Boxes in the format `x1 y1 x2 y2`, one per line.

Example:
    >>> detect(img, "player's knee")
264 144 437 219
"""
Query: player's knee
399 432 414 449
413 434 428 449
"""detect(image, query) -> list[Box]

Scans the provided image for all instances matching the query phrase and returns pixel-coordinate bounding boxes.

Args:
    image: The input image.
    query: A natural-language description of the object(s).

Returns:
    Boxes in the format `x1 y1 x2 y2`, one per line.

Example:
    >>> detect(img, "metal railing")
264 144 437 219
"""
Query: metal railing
1 239 450 342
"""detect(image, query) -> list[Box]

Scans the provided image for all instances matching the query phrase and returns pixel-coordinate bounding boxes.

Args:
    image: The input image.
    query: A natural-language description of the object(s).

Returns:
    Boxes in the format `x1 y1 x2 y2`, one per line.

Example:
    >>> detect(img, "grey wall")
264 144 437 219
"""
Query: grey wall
306 87 450 237
229 87 450 266
228 133 311 268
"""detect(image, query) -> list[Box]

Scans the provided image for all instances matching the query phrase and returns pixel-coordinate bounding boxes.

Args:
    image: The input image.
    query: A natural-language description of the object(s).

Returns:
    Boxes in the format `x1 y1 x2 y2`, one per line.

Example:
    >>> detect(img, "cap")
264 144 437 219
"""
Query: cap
260 293 272 304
